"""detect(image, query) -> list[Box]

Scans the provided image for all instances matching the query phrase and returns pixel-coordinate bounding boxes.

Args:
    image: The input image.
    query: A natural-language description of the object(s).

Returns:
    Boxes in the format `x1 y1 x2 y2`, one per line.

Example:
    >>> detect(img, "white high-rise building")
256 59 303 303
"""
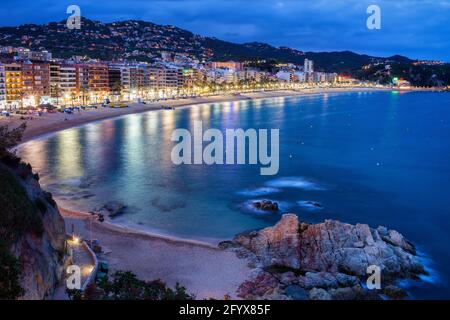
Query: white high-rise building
0 64 6 109
304 59 314 74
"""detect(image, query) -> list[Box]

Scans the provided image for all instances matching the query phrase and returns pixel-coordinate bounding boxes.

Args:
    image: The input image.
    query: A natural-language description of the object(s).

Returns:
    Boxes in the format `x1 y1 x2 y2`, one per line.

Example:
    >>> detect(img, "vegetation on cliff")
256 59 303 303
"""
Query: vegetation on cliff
0 123 65 299
68 271 194 300
0 124 28 299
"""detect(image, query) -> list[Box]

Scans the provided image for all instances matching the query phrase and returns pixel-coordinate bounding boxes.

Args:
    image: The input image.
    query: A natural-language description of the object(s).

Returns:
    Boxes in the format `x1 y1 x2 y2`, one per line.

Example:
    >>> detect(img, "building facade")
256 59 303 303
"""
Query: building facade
21 61 51 106
4 63 22 107
0 64 6 109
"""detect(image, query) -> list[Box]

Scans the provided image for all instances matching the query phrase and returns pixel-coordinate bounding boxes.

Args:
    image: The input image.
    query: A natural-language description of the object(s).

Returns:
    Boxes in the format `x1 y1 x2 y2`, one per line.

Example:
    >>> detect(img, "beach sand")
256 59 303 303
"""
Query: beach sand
61 208 251 299
1 87 389 142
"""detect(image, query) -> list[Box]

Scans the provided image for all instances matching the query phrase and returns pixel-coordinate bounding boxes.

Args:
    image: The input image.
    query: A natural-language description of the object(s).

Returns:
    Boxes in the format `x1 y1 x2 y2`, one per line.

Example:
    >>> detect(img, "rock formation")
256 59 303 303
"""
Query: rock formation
220 214 426 300
252 200 279 212
1 161 67 299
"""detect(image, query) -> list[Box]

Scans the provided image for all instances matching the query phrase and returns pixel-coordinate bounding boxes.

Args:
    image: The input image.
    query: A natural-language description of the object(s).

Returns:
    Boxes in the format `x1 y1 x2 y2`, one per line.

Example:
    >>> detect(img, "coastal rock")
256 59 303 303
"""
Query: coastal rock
309 288 332 300
97 200 127 218
298 272 339 289
285 285 308 300
383 285 408 300
237 272 280 299
228 214 427 300
298 219 424 279
252 200 279 212
234 214 300 269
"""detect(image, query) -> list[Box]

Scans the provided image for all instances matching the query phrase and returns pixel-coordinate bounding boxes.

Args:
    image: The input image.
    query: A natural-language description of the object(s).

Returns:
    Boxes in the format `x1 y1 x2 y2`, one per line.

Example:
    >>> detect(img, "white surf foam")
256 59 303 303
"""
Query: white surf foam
266 177 324 191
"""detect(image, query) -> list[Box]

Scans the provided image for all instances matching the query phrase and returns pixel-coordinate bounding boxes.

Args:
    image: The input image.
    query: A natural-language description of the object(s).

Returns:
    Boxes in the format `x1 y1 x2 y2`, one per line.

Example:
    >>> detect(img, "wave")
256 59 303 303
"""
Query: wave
236 187 281 197
265 176 324 191
416 251 441 285
396 250 441 290
297 200 324 211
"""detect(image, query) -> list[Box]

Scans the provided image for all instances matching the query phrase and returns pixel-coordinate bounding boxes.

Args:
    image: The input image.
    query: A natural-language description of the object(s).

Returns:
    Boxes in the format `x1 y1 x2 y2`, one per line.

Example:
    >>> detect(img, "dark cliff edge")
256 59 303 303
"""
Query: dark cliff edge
0 125 67 300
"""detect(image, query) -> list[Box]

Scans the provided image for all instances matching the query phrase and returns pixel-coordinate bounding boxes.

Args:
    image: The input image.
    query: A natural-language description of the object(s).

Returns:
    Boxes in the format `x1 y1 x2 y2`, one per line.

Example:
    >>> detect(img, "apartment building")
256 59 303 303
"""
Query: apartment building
49 62 61 99
211 61 243 71
4 63 22 105
17 50 52 62
108 64 122 97
0 64 6 109
304 59 314 74
149 65 184 89
59 65 77 96
76 63 109 102
21 61 51 105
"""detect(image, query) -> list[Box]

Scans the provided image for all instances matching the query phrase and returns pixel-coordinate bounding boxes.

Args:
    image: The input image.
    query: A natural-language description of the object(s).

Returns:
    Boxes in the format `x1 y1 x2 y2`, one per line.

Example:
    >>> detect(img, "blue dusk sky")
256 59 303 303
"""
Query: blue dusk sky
0 0 449 61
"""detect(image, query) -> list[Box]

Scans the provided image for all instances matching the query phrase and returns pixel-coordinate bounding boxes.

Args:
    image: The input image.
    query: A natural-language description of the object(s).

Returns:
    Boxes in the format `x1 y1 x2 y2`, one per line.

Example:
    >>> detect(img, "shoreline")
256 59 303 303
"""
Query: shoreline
1 87 395 143
60 207 222 249
12 86 436 299
15 86 394 248
60 207 252 299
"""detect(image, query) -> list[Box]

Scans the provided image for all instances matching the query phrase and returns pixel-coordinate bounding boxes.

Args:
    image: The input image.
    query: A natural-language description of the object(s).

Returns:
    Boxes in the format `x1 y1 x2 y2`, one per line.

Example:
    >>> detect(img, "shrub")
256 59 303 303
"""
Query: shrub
0 164 44 244
74 271 194 300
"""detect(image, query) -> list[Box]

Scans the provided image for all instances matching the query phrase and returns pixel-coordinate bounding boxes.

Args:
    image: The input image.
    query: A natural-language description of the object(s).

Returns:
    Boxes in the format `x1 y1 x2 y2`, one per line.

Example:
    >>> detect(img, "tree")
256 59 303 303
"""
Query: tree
0 123 27 160
80 84 89 105
50 84 61 106
71 270 194 300
111 81 122 101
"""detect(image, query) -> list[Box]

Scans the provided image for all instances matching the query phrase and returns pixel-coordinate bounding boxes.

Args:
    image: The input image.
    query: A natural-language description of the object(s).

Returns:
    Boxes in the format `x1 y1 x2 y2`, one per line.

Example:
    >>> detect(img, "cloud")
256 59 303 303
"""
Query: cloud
0 0 449 60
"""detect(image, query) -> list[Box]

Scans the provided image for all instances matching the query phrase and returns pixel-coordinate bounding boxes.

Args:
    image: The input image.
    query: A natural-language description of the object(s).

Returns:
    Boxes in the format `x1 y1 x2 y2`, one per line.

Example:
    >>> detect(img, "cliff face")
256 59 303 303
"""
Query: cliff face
221 214 427 300
0 162 66 299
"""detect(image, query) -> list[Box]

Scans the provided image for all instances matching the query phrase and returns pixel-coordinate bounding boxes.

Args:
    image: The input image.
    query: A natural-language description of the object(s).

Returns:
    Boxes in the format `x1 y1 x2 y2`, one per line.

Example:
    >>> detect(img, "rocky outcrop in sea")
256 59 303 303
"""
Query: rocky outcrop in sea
220 214 427 300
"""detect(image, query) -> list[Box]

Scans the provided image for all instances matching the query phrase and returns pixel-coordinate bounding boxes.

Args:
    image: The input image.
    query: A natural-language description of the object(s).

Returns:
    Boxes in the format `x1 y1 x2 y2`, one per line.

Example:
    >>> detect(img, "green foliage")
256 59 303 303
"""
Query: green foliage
83 271 194 300
0 164 44 243
66 288 83 300
0 123 27 161
0 241 24 299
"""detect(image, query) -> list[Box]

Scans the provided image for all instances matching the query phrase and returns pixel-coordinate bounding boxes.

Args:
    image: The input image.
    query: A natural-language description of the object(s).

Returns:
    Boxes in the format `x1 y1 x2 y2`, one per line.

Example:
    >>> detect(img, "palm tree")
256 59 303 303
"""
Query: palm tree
111 81 122 102
51 84 61 106
80 84 88 105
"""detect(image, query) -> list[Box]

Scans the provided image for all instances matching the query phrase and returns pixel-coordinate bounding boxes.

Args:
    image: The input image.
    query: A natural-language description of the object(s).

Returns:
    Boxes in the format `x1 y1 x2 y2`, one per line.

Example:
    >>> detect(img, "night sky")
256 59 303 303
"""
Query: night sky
0 0 449 61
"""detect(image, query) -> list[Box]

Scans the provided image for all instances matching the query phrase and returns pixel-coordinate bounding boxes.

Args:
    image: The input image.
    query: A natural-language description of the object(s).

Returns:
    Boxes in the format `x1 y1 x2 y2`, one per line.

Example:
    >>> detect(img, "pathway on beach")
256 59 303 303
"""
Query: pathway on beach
52 237 96 300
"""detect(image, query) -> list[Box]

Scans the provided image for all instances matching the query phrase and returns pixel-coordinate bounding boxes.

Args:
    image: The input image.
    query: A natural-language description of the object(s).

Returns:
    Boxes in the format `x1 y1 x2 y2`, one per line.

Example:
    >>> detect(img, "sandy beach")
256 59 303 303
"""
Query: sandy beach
61 208 251 299
0 87 390 142
3 86 392 299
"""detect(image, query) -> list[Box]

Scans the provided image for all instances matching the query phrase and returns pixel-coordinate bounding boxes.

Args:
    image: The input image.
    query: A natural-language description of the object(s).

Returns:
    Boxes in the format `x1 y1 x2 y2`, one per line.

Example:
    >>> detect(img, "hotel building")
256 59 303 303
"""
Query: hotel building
149 65 184 90
4 63 22 107
21 60 51 106
76 63 109 102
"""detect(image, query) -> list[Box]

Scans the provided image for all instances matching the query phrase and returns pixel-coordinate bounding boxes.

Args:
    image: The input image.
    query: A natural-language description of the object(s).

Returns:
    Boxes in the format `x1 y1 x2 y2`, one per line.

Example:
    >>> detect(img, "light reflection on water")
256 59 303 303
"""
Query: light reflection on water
17 91 450 298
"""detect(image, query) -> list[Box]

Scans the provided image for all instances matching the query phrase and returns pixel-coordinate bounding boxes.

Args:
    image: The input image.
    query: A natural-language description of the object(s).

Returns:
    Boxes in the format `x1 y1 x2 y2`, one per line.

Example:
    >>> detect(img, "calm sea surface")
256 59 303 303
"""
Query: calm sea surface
18 91 450 298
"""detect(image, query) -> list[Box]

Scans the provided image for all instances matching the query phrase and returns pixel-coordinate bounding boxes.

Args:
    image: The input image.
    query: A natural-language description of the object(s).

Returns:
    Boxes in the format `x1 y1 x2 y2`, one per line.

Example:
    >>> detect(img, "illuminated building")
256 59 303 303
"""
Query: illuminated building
211 61 243 72
21 60 51 105
4 63 23 106
0 64 6 109
76 63 110 102
304 59 314 74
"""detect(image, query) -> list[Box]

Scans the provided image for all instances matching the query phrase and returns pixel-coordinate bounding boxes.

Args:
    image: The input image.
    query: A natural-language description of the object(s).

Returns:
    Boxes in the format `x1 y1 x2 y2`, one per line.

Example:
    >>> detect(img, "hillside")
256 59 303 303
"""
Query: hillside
0 17 409 71
0 17 448 85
